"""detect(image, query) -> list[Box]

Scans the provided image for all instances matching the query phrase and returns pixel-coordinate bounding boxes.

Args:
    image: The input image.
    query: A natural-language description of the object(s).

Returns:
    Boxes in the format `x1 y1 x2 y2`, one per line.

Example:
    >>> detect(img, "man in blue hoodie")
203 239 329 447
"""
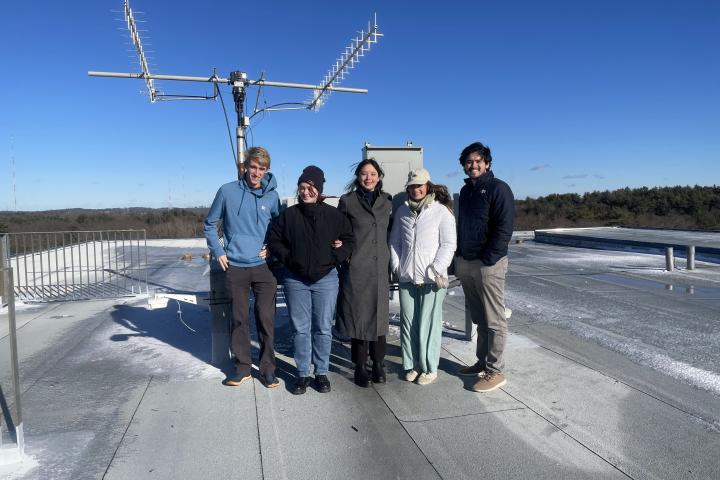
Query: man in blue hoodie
204 146 281 388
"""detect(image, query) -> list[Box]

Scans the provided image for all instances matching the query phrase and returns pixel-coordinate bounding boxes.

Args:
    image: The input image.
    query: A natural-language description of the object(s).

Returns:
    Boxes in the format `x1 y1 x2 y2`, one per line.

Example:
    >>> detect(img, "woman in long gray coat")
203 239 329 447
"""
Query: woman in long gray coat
337 159 392 387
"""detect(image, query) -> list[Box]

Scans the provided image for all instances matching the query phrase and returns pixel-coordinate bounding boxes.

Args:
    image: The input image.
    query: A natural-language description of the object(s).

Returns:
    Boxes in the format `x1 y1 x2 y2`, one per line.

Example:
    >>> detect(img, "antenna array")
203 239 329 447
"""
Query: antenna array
309 14 382 111
90 1 382 168
124 0 157 102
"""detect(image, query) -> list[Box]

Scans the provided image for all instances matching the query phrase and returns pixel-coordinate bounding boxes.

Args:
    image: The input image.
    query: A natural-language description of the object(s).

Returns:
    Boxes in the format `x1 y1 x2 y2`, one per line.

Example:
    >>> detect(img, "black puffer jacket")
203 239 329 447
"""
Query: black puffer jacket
457 171 515 266
268 202 355 282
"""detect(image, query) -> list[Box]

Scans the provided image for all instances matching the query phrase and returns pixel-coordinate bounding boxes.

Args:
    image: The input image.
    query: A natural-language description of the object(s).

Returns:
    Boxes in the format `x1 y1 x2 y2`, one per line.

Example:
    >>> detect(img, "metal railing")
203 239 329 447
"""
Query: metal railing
1 230 148 302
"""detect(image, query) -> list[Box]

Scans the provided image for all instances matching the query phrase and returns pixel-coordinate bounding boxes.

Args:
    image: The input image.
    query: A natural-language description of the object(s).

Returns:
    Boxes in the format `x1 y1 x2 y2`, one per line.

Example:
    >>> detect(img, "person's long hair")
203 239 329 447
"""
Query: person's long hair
344 158 385 193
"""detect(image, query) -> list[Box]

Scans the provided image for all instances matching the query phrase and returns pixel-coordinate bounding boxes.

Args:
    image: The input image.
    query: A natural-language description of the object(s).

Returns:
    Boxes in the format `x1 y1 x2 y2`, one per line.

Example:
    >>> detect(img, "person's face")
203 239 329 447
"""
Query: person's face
408 183 428 201
463 152 490 180
298 182 319 203
358 164 380 192
245 159 268 189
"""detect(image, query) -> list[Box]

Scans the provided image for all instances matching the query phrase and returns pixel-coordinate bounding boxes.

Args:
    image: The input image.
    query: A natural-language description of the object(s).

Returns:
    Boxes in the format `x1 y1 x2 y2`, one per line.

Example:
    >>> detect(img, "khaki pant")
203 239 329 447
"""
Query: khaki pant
455 255 508 373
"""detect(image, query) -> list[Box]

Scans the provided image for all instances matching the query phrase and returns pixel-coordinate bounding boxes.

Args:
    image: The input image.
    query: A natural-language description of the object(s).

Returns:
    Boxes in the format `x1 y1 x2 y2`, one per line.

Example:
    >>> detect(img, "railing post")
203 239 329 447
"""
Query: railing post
687 245 695 270
665 247 674 272
1 267 24 457
0 235 7 305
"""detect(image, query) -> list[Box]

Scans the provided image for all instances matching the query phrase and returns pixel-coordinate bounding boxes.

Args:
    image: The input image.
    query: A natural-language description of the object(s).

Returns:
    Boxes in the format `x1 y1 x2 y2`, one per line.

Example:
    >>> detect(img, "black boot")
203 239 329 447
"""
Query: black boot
315 374 331 393
372 362 386 384
354 365 370 388
291 377 312 395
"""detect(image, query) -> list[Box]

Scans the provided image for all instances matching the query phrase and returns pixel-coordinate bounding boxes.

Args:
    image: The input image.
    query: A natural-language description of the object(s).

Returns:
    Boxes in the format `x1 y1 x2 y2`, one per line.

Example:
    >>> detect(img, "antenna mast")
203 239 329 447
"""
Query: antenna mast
89 1 382 173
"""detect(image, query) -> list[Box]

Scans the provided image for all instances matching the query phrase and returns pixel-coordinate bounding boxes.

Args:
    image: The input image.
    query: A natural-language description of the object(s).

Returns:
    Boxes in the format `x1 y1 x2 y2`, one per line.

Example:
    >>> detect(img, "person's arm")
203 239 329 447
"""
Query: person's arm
332 211 355 264
267 211 292 267
389 210 403 274
204 188 229 270
431 208 457 275
481 182 515 265
261 193 282 259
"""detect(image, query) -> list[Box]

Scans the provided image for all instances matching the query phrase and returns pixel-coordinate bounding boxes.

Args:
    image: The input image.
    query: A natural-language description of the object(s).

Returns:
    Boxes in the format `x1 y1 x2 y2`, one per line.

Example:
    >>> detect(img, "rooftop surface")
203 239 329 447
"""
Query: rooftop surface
1 232 720 479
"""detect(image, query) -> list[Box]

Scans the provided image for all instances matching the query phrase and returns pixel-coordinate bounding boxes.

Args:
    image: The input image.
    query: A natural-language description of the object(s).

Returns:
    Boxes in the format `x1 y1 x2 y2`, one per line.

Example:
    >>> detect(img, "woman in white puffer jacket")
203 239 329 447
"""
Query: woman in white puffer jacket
390 168 457 385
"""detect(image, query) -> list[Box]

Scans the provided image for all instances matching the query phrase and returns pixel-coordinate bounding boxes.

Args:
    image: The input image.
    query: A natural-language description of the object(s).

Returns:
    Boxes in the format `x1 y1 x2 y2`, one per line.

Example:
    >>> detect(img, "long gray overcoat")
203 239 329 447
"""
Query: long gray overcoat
336 189 392 340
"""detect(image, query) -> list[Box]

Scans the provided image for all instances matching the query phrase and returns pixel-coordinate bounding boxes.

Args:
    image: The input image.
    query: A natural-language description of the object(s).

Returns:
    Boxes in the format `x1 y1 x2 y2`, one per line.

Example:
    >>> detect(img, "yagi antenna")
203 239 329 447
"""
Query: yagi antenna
88 0 382 172
309 14 382 111
124 0 157 102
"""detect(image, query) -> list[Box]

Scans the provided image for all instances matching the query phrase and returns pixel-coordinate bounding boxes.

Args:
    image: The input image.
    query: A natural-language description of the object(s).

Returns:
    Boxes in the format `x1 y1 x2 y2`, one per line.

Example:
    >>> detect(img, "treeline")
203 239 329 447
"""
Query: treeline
0 208 208 238
1 185 718 236
514 185 720 230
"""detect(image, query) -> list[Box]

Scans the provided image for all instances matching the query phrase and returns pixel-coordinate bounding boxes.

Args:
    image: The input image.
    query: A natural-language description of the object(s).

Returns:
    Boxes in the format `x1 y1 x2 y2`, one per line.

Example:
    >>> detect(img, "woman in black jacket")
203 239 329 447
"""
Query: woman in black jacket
267 166 355 395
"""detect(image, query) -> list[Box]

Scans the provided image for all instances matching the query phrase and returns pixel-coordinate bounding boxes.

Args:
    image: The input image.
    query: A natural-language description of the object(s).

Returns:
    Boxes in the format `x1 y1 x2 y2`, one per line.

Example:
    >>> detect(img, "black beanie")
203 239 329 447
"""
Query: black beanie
297 165 325 195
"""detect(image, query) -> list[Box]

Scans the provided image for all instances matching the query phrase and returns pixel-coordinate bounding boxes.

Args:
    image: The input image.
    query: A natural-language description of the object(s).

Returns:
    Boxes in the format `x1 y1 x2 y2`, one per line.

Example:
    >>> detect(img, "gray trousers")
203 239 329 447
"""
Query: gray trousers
455 255 509 373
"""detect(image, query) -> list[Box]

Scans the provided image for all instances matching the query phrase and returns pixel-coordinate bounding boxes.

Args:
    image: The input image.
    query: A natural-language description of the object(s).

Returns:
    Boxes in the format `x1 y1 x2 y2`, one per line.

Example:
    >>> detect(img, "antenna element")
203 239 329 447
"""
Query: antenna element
309 14 382 111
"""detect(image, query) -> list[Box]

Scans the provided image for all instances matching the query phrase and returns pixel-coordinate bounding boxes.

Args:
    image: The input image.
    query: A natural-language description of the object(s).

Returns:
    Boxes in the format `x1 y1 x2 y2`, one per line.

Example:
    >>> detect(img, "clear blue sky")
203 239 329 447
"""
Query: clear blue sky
2 0 719 210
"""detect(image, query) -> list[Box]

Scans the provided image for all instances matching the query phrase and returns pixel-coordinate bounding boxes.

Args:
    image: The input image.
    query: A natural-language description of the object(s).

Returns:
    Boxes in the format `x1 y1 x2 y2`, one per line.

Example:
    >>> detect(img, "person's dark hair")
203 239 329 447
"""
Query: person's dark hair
405 181 454 212
345 158 385 192
459 142 492 168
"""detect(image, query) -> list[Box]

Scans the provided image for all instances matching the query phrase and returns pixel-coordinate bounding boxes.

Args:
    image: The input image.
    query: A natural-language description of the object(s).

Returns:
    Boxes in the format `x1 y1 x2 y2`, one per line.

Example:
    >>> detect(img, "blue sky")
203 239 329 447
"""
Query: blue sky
2 0 719 210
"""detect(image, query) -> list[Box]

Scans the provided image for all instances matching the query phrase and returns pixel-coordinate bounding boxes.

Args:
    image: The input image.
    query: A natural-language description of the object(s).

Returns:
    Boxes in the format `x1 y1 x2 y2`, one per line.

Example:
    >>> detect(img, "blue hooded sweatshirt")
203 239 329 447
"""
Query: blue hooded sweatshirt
204 173 280 267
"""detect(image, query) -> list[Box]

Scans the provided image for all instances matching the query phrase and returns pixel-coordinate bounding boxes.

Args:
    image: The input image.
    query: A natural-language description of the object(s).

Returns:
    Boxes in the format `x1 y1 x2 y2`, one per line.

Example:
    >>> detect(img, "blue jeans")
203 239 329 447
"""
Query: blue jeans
283 270 339 376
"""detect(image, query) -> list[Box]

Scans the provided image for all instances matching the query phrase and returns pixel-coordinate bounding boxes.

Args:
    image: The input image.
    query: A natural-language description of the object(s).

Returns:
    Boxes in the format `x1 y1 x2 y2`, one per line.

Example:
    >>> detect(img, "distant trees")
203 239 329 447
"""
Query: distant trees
1 185 718 236
515 185 720 230
0 208 209 238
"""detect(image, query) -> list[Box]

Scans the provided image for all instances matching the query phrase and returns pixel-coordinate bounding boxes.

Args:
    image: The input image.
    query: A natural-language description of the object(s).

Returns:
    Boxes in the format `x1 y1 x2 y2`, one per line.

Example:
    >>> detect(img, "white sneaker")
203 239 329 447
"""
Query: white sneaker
404 370 419 382
416 372 437 385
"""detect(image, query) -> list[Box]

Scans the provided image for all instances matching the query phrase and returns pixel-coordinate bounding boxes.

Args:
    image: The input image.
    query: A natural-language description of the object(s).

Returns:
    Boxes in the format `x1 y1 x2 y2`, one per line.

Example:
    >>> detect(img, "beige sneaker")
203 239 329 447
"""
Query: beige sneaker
405 370 419 382
471 372 506 392
457 363 486 377
416 372 437 385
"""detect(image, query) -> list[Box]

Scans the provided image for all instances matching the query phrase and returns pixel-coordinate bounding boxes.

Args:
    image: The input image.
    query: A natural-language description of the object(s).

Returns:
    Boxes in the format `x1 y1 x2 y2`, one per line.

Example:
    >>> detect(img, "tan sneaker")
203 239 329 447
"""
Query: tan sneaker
457 363 486 377
405 370 419 382
224 374 252 387
416 372 437 385
471 372 506 392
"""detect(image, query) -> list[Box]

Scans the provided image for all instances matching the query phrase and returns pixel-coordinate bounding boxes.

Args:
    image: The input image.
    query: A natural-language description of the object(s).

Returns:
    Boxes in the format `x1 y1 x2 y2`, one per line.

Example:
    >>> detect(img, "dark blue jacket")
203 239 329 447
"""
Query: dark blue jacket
457 171 515 266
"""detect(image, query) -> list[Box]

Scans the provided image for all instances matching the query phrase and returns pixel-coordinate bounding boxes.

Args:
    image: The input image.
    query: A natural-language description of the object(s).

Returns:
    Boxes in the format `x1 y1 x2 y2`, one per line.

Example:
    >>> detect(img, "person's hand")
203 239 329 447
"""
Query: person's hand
332 239 343 249
217 255 229 271
430 265 449 289
259 245 268 259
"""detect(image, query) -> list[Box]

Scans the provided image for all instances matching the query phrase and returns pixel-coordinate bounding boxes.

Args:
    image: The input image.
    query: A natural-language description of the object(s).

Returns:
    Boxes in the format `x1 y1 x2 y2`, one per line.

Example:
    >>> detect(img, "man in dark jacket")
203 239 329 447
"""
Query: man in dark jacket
455 142 515 392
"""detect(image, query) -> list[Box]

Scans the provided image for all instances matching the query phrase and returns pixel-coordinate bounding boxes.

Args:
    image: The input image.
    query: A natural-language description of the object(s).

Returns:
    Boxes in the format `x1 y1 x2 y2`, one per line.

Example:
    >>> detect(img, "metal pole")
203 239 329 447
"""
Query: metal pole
687 245 695 270
4 268 24 455
0 235 6 303
87 71 369 93
465 302 473 341
665 247 674 271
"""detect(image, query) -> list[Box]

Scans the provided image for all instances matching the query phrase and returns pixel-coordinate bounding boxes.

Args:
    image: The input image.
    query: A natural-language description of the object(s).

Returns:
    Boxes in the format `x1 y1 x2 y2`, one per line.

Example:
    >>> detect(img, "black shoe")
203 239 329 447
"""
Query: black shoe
372 363 386 384
291 377 312 395
314 374 331 393
262 372 280 389
354 366 370 388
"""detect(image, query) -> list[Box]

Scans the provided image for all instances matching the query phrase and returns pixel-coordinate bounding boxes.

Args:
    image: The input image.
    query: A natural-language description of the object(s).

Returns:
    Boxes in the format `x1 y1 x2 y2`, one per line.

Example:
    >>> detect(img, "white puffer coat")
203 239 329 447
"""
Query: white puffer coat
390 200 457 285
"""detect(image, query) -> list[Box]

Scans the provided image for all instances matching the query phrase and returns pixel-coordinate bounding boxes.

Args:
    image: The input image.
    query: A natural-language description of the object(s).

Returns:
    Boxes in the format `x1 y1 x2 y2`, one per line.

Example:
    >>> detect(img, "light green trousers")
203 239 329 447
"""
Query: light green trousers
398 283 446 374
